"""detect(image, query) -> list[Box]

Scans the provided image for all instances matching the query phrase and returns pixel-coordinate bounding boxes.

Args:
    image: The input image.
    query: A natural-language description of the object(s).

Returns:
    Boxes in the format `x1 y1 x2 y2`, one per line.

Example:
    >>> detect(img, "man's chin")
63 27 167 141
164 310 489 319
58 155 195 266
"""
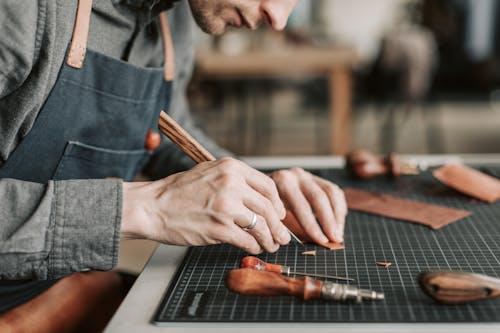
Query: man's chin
201 25 227 36
195 18 228 35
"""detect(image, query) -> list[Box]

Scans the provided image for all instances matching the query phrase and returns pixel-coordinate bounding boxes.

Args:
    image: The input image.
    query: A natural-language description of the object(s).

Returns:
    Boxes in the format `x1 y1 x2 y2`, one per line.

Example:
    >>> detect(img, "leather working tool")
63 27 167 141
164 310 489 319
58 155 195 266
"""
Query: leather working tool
226 269 384 302
346 149 422 179
418 270 500 304
241 256 354 282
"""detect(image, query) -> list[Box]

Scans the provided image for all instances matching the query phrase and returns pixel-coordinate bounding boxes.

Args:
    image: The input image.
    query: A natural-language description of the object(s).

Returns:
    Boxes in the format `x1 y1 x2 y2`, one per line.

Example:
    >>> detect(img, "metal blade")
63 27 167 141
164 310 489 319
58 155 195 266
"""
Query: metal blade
283 225 304 246
290 271 355 282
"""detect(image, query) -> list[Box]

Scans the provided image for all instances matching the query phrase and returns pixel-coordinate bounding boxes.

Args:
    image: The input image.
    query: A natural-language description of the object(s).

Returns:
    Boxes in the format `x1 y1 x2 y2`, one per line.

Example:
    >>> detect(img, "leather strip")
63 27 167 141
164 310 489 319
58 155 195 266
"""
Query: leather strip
66 0 92 69
433 164 500 203
345 188 471 230
282 211 345 250
66 0 174 79
159 12 175 81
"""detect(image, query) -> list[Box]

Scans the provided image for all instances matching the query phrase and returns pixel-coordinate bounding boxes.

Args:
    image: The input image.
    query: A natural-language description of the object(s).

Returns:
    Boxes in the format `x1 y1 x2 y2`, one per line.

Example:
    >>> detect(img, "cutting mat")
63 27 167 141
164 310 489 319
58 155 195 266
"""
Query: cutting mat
154 167 500 323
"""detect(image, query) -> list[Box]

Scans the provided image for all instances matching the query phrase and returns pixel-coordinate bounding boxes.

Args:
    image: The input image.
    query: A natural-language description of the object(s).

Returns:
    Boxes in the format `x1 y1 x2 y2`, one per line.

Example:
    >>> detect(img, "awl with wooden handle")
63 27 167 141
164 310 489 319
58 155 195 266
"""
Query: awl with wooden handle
226 268 384 302
418 270 500 304
346 149 421 179
241 256 354 282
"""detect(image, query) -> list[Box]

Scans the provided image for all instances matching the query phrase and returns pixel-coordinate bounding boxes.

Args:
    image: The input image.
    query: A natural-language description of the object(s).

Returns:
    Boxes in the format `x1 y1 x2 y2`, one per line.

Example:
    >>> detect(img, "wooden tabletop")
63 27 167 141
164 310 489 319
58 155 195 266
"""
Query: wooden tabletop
194 46 359 155
195 46 359 77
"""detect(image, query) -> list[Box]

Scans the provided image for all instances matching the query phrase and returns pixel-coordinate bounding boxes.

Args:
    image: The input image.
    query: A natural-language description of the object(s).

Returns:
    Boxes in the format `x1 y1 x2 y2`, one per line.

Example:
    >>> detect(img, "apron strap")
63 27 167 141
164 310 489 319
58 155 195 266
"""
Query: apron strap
66 0 175 81
159 12 175 81
66 0 92 68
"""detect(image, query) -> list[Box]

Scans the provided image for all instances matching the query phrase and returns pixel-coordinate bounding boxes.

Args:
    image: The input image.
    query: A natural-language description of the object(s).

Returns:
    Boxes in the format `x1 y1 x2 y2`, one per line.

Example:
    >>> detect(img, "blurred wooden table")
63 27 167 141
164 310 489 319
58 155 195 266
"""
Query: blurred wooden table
195 46 359 155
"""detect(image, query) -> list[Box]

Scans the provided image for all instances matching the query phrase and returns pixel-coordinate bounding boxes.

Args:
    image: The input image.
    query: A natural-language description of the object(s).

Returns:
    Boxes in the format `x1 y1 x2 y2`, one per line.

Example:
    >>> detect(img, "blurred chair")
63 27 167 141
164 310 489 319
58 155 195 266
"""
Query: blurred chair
370 24 440 153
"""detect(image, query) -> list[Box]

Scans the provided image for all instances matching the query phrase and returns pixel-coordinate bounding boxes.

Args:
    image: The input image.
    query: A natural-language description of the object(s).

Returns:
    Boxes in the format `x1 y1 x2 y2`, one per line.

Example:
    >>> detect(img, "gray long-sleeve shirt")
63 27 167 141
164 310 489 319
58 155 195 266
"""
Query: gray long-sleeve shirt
0 0 229 280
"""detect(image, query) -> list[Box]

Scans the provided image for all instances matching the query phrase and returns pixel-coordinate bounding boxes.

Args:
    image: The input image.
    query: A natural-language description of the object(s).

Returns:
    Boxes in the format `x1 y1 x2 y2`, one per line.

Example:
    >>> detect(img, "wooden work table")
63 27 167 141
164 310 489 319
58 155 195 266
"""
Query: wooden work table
195 46 359 155
105 155 500 333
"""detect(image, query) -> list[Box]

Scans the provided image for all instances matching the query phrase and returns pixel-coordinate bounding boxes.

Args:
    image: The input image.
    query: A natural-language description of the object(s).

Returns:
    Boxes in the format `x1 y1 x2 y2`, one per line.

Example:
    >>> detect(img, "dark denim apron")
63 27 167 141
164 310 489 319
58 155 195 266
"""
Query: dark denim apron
0 0 173 313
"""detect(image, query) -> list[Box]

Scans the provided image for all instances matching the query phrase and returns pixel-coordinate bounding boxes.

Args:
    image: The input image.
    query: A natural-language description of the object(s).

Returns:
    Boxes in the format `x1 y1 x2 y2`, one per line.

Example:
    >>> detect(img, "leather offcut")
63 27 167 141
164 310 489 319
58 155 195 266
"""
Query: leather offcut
345 188 471 230
433 164 500 203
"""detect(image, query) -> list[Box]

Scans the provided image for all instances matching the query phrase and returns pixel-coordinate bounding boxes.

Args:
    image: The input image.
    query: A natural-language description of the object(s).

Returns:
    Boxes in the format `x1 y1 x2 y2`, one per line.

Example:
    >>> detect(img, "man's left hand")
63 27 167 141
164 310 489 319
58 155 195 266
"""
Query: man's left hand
270 168 347 244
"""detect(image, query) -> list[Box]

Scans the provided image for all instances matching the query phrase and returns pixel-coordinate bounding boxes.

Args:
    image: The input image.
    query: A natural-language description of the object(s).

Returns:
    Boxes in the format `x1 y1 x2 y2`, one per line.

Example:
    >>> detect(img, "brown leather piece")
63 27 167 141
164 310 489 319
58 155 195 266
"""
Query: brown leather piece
375 261 392 268
433 163 500 203
282 211 344 250
66 0 92 68
0 271 129 333
345 188 471 230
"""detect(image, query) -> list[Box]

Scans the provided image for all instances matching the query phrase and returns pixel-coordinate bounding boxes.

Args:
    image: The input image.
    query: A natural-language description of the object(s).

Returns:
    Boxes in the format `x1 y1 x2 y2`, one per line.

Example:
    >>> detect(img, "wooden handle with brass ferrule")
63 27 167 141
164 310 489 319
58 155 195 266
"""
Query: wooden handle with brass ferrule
345 150 419 179
226 268 323 300
226 269 383 302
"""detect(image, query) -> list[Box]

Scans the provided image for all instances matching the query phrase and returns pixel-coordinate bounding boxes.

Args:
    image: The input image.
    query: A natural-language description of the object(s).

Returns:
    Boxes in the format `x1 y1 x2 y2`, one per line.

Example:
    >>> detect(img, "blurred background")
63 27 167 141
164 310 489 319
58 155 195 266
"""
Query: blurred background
187 0 500 156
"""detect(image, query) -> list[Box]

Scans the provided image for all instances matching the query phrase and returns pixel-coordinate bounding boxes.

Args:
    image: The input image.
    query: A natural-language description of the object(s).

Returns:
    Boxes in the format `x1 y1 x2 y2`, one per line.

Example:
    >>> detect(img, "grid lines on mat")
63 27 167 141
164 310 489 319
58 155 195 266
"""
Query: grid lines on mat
155 167 500 323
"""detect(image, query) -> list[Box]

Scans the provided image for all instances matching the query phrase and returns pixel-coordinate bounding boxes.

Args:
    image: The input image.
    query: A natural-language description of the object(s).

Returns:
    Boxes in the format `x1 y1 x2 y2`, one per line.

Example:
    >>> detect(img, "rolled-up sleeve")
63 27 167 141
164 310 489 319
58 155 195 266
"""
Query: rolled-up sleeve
0 178 122 280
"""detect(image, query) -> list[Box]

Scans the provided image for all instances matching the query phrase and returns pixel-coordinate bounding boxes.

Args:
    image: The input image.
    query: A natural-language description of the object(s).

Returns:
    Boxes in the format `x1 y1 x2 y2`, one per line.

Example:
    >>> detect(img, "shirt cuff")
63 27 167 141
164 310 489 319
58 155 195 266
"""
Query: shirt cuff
48 179 122 279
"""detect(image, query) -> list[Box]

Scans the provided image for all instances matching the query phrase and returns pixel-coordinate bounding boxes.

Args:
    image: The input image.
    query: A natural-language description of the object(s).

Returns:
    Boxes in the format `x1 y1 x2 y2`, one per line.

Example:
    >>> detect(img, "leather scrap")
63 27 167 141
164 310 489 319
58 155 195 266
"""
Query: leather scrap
375 262 392 268
344 188 471 230
433 163 500 203
282 211 344 250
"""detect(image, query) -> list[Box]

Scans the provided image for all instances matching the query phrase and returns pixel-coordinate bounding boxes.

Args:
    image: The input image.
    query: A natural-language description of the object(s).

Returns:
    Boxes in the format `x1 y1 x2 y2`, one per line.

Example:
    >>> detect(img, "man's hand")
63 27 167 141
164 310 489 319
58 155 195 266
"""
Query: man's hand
270 168 347 244
121 158 290 254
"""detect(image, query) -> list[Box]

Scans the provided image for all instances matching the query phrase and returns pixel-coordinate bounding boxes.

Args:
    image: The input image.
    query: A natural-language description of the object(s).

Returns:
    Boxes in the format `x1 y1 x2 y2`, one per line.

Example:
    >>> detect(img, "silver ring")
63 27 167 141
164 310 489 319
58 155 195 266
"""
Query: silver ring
242 213 258 231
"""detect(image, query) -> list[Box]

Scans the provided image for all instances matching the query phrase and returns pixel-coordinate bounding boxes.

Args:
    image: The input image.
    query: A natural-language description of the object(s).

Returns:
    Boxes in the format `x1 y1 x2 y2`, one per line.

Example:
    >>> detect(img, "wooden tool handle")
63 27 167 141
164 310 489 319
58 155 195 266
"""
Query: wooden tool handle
158 111 216 163
345 150 390 179
240 256 284 274
226 269 323 300
385 153 402 177
418 271 500 304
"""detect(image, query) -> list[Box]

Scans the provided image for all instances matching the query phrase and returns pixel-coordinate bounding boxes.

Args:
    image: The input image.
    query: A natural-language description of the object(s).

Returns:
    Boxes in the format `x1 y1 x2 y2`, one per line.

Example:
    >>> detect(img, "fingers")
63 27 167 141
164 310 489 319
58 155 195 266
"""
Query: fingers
234 211 281 253
205 158 289 252
284 187 330 244
198 158 286 221
214 221 263 254
271 168 347 244
315 176 348 241
242 188 290 246
300 180 339 242
271 169 328 243
217 158 286 219
215 158 289 248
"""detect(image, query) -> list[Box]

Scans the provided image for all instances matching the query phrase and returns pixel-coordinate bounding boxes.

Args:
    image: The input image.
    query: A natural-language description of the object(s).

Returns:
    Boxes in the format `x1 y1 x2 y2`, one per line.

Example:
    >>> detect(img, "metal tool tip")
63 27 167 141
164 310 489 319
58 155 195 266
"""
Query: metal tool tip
284 226 304 246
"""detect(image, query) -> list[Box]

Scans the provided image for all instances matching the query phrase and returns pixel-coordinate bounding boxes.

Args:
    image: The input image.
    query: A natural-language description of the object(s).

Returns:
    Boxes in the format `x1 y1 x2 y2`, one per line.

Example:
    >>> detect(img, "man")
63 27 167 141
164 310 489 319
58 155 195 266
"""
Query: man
0 0 347 317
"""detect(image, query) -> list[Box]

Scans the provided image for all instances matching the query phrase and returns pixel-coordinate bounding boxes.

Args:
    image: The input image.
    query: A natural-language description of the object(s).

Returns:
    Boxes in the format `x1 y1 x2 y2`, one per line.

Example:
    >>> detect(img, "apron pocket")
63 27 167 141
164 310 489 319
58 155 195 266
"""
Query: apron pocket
53 141 150 181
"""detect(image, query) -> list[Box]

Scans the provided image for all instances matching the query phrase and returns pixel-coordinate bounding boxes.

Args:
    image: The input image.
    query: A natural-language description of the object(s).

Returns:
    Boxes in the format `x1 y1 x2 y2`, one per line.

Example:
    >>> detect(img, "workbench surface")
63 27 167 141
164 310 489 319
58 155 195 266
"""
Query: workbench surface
105 155 500 332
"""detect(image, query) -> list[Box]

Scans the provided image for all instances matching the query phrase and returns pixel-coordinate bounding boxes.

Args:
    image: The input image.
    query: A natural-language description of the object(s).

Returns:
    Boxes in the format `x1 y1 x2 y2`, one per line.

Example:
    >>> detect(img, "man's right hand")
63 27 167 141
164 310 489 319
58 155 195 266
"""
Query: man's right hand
121 157 290 254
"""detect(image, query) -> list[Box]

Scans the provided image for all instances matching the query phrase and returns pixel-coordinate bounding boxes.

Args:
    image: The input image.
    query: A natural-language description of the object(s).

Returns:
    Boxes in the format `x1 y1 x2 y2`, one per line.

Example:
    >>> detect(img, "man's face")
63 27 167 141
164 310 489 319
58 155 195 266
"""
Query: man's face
187 0 300 35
